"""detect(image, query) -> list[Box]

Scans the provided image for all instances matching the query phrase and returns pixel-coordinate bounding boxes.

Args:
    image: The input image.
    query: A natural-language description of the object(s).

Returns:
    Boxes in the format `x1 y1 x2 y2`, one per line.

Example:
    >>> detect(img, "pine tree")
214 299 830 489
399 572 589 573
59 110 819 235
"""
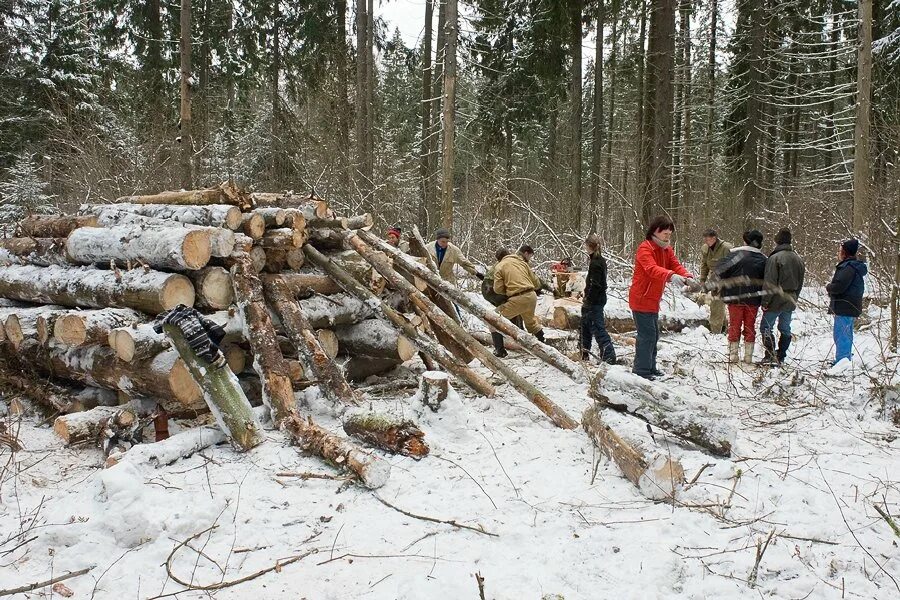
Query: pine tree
0 153 54 231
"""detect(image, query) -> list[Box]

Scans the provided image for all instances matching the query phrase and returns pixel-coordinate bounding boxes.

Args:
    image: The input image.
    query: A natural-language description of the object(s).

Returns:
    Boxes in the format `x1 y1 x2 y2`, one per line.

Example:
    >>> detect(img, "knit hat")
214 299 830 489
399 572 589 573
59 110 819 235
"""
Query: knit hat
435 228 451 240
387 227 401 238
841 238 859 256
743 229 764 249
774 228 792 245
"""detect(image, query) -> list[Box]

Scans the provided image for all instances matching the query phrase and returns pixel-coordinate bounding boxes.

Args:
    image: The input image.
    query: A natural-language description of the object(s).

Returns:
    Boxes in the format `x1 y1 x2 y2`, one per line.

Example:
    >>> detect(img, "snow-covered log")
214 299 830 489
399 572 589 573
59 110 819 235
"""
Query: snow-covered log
116 182 252 210
108 323 170 362
259 227 305 249
343 413 428 458
231 258 295 424
548 297 706 333
241 212 266 239
89 212 236 258
589 365 737 457
254 207 287 227
82 202 243 230
18 214 98 238
297 292 375 328
0 237 71 266
0 265 195 313
66 224 212 270
337 356 401 382
278 272 341 297
418 371 450 411
307 227 346 251
53 308 145 347
335 319 416 361
250 192 330 219
582 404 684 501
188 266 234 309
5 305 66 349
284 414 390 489
53 406 135 445
163 325 264 451
36 308 71 344
264 276 359 406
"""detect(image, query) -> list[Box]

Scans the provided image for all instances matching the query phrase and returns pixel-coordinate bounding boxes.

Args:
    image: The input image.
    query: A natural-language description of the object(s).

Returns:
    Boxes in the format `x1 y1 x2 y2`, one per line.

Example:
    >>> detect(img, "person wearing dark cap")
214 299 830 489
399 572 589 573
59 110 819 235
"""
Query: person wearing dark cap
385 227 408 252
760 228 805 365
826 238 867 366
715 230 767 364
428 228 483 285
700 228 732 334
491 244 546 357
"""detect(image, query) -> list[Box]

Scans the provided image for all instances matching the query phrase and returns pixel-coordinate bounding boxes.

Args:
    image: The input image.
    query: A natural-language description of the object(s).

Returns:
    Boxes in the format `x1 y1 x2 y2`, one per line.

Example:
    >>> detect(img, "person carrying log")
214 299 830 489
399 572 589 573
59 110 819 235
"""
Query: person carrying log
581 234 616 364
428 228 484 285
629 216 695 380
714 230 767 364
826 238 867 370
760 228 805 365
699 229 732 334
491 244 546 357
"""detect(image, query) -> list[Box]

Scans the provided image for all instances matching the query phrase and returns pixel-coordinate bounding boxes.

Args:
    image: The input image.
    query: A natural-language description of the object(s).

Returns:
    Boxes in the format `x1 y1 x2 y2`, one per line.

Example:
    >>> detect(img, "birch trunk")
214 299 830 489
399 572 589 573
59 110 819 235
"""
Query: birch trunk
66 224 211 270
82 203 243 230
53 308 145 347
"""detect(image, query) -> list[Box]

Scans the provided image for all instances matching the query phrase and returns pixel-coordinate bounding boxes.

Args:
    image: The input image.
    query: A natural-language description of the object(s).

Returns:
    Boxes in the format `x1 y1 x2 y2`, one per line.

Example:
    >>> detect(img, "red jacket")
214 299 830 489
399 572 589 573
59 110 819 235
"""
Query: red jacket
629 240 691 313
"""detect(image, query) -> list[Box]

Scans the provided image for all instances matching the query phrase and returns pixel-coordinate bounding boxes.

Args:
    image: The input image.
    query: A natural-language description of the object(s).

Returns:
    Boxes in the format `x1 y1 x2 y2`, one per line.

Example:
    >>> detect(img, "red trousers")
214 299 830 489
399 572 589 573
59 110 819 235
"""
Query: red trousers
727 304 759 343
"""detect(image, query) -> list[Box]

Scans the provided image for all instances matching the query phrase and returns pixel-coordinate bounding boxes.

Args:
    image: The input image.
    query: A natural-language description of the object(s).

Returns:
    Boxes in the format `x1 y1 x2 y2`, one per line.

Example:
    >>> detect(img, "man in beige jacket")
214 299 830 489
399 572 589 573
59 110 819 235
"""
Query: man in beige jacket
491 244 545 357
700 229 732 334
428 228 483 286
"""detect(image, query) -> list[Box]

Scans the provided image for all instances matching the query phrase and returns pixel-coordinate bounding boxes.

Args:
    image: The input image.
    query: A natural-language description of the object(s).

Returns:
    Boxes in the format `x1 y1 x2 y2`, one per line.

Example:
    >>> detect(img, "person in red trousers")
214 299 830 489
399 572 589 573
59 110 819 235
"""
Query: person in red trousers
715 230 767 364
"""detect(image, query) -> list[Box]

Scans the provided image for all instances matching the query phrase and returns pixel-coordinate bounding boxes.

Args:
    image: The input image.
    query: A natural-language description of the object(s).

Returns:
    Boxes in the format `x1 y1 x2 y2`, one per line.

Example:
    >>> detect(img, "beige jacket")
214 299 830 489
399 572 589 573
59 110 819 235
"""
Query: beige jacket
494 254 541 297
428 241 478 285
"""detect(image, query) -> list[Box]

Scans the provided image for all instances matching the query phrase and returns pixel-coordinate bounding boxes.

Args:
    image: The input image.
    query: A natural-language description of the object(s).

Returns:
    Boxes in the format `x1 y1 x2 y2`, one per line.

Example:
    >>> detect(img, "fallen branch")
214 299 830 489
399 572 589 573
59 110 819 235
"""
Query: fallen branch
374 494 498 537
0 567 92 597
873 503 900 539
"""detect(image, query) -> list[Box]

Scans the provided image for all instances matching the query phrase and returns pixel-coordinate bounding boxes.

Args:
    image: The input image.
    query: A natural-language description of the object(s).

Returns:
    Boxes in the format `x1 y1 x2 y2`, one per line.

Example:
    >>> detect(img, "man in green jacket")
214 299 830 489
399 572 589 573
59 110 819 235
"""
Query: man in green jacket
761 228 805 364
700 229 732 334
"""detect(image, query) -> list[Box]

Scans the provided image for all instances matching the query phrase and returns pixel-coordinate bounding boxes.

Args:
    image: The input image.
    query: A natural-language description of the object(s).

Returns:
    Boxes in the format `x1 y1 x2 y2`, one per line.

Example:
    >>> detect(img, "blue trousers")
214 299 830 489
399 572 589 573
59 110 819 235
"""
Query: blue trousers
581 304 616 363
632 311 659 377
760 310 793 338
833 315 855 364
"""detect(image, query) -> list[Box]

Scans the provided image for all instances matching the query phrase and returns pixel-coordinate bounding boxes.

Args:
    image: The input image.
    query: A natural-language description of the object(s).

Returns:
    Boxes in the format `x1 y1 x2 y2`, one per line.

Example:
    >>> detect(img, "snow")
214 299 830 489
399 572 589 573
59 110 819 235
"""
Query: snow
2 286 900 599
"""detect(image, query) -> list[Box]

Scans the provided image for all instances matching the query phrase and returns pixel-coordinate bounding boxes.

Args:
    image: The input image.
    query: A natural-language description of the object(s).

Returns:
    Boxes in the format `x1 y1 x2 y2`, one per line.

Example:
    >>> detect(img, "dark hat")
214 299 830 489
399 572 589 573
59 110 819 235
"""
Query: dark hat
703 228 718 238
774 228 792 245
435 228 451 240
841 238 859 256
560 257 572 266
743 229 764 249
387 227 401 238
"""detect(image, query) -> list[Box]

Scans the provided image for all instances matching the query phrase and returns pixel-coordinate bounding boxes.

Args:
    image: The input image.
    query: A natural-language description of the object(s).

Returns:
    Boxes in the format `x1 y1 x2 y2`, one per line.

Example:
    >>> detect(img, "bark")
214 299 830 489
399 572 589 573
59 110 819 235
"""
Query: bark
17 214 97 238
284 413 390 489
179 0 193 188
419 0 434 231
853 0 873 232
188 267 234 309
739 0 764 222
117 183 252 211
589 365 736 456
264 276 360 406
278 272 341 297
355 0 369 194
418 370 449 412
249 193 330 219
634 0 648 240
347 233 578 429
230 258 295 424
163 324 265 451
66 224 212 270
88 212 236 259
603 2 618 228
440 0 458 228
0 237 69 267
569 0 583 231
303 244 495 397
262 247 305 272
295 292 375 328
582 404 684 501
53 308 144 347
109 323 170 363
343 413 428 458
81 203 242 230
704 0 717 206
358 230 583 382
258 227 305 249
53 406 134 445
335 0 352 195
0 265 195 314
334 319 417 361
590 0 605 232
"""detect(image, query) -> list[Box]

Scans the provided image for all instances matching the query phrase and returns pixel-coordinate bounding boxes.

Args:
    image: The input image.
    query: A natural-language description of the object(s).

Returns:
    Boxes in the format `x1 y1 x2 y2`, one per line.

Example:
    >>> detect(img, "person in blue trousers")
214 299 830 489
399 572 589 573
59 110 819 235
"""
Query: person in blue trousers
581 234 616 364
826 239 867 365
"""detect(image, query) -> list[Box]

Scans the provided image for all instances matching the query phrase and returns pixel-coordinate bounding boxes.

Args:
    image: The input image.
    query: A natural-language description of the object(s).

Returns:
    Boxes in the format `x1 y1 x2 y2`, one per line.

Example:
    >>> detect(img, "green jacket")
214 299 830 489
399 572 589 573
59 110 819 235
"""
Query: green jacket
763 243 805 312
700 239 732 283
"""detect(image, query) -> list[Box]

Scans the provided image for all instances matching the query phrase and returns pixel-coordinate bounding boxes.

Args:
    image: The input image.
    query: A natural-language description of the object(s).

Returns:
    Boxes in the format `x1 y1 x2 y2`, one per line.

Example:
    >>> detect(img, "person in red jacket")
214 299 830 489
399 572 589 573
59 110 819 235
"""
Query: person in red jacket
629 215 694 379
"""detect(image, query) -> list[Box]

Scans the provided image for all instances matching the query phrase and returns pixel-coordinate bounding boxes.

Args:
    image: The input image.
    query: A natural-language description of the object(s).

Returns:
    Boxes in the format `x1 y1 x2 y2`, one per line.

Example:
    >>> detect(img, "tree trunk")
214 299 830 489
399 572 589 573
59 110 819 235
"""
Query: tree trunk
704 0 717 207
418 370 449 411
366 0 375 186
853 0 873 232
335 0 352 196
53 406 133 446
66 225 211 271
188 267 234 309
82 203 243 230
117 183 252 210
677 0 692 230
54 308 144 347
634 0 648 243
569 0 583 231
740 0 764 223
419 0 435 231
278 272 342 297
440 0 457 229
17 214 97 238
355 0 369 195
343 413 428 458
179 0 193 188
0 264 195 314
590 0 605 233
264 276 360 406
0 237 70 267
606 6 621 248
163 325 264 451
335 319 417 361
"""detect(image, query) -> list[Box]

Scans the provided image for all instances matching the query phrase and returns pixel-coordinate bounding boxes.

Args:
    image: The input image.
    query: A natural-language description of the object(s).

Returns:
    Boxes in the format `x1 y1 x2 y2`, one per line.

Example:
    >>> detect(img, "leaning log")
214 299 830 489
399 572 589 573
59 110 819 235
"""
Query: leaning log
82 203 243 230
264 276 359 406
163 325 265 451
0 237 71 266
188 267 234 310
359 229 584 383
589 365 736 457
335 319 417 362
284 413 390 489
66 224 211 270
347 233 578 429
582 404 684 501
53 308 144 347
18 214 98 238
343 413 428 458
303 245 495 397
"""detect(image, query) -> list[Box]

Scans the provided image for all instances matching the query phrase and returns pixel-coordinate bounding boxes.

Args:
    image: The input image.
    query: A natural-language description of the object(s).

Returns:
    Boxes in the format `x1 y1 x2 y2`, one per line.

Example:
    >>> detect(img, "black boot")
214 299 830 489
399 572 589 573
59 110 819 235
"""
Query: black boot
581 349 591 361
776 335 792 364
761 332 777 365
535 329 546 343
491 332 508 358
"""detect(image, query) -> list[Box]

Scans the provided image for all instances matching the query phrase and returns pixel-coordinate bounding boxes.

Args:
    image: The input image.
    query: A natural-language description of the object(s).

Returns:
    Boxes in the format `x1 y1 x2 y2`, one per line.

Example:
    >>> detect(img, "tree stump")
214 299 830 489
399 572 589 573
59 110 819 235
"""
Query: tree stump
419 371 450 412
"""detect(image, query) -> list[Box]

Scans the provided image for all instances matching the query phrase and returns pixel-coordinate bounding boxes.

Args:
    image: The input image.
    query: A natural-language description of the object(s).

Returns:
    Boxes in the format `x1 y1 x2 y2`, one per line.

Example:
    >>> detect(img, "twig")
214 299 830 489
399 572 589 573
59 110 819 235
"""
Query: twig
90 547 138 599
475 572 486 600
433 454 497 509
479 431 519 498
374 494 498 537
0 567 92 597
777 532 839 546
747 529 776 588
275 471 352 481
316 552 450 567
873 503 900 538
686 463 714 487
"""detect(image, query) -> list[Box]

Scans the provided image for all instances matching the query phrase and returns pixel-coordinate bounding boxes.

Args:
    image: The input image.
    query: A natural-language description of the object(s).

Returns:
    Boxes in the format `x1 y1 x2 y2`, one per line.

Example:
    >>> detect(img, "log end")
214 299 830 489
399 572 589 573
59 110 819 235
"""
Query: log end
224 206 243 230
4 315 24 349
243 213 266 239
397 335 417 362
161 275 197 310
52 415 72 444
316 329 339 360
54 314 87 346
182 230 213 270
198 267 234 309
169 357 202 405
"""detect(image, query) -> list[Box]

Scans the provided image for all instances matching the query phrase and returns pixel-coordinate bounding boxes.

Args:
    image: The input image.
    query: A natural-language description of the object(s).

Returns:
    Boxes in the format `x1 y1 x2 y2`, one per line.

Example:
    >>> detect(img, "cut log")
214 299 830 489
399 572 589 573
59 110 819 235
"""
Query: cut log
418 371 450 412
307 227 346 251
582 404 684 501
346 213 374 230
53 405 136 445
250 192 330 219
297 292 375 328
36 308 71 344
89 212 236 258
261 247 305 272
337 356 402 382
283 209 306 231
359 229 584 384
329 250 384 291
589 365 736 457
306 216 350 230
82 203 243 230
53 308 144 347
343 413 428 458
163 324 264 451
264 276 359 406
259 227 305 249
74 386 119 409
0 237 71 266
278 272 341 297
188 267 234 309
241 212 266 239
223 343 247 374
5 305 67 350
66 225 211 270
0 265 194 313
116 182 252 210
335 319 416 362
347 233 578 429
230 258 295 424
316 328 339 360
109 323 170 362
303 244 495 398
284 413 390 489
253 207 287 228
285 359 306 384
18 214 98 238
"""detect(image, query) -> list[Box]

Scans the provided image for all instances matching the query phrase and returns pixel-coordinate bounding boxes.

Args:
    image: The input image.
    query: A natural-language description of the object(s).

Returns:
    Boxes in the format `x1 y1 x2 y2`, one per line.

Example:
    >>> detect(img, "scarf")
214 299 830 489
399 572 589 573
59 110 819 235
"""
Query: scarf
651 236 670 249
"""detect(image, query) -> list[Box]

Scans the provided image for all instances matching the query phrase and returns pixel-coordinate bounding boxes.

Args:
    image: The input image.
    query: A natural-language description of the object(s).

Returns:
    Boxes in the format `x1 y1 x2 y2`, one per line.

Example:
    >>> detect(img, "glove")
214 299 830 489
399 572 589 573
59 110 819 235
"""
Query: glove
535 287 545 296
669 274 686 287
475 271 485 281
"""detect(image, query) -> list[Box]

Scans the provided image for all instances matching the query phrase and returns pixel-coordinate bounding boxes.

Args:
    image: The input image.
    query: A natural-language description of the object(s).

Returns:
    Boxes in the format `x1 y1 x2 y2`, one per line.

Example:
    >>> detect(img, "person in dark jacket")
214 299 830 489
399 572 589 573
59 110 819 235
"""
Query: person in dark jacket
826 238 867 365
581 234 616 364
715 230 767 364
760 228 805 364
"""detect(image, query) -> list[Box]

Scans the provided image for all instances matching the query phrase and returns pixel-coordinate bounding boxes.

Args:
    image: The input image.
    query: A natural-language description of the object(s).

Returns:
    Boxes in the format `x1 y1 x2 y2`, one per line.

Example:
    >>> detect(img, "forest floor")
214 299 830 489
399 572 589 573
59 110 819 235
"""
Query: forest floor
1 287 899 600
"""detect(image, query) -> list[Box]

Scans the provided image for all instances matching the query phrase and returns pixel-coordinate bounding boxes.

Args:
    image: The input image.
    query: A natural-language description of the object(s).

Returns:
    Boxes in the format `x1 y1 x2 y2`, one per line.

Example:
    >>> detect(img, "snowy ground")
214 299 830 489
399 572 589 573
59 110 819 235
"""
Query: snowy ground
2 287 899 599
